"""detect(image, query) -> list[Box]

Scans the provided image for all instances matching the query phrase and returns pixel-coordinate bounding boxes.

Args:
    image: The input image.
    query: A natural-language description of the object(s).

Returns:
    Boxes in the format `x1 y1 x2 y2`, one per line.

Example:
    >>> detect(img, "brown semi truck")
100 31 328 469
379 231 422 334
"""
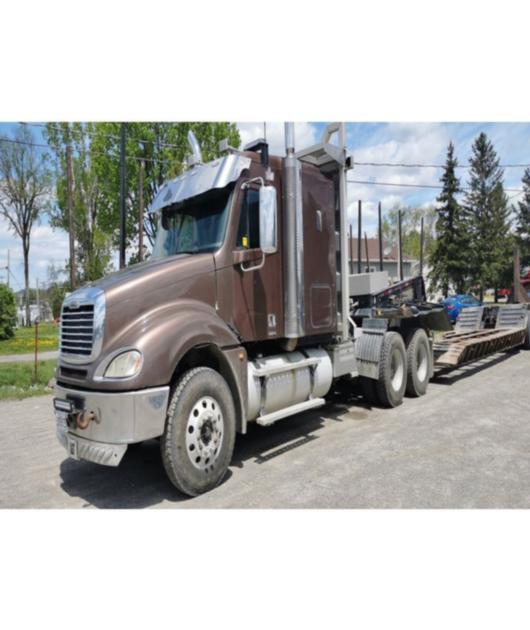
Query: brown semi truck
53 123 530 496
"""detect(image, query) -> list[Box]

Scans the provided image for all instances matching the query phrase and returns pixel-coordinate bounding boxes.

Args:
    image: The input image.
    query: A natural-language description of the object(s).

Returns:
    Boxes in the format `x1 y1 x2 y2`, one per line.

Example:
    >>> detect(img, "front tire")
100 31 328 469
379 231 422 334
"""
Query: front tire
405 328 432 397
161 367 236 497
375 331 407 408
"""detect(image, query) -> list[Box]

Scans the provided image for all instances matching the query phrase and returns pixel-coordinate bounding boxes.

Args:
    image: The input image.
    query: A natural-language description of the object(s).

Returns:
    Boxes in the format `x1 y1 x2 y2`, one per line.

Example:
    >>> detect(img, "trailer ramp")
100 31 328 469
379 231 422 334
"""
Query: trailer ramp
434 305 528 368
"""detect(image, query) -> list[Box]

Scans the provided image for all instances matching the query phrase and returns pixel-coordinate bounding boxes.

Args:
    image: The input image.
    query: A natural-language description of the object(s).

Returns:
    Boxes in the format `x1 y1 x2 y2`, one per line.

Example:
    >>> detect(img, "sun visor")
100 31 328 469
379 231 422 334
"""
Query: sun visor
148 154 251 214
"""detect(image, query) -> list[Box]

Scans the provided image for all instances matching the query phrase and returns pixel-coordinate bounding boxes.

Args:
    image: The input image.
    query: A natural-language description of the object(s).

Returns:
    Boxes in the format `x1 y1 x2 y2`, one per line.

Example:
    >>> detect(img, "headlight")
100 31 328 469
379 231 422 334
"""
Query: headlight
104 350 143 379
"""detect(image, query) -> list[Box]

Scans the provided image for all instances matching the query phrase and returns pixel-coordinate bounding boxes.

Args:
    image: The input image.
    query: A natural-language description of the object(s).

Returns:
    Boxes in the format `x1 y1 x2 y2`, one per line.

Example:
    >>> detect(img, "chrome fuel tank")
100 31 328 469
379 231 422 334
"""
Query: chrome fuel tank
247 348 333 421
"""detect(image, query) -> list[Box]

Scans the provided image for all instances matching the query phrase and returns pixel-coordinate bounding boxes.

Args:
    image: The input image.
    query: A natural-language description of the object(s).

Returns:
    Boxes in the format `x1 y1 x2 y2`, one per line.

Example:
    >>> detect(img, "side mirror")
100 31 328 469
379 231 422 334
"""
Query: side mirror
259 185 277 254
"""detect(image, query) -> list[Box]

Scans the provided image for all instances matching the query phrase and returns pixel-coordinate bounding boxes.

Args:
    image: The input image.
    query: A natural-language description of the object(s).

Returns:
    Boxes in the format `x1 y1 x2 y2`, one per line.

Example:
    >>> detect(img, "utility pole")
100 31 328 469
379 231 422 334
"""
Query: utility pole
36 278 40 321
378 202 383 272
119 122 127 269
364 232 370 272
66 139 76 289
138 159 145 262
419 216 424 277
398 209 403 281
357 200 362 274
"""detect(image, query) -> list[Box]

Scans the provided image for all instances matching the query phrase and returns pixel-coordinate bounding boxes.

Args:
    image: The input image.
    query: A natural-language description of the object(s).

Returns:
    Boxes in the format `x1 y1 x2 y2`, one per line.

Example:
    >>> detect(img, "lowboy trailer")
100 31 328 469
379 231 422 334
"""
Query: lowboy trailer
53 123 530 496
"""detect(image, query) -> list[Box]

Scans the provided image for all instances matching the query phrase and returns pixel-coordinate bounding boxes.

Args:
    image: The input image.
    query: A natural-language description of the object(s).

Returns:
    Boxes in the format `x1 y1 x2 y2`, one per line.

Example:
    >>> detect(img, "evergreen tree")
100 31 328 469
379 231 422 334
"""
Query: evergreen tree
515 167 530 267
464 133 511 300
429 142 468 296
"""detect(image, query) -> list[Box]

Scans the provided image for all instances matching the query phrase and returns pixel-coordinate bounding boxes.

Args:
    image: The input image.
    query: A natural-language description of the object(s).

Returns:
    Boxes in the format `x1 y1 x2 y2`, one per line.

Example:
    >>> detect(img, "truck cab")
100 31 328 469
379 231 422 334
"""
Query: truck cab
54 124 450 496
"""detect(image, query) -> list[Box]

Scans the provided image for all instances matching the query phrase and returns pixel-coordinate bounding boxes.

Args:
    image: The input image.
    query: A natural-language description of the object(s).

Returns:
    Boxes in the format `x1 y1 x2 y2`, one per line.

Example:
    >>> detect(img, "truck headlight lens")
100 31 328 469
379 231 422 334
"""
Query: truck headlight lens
104 350 143 379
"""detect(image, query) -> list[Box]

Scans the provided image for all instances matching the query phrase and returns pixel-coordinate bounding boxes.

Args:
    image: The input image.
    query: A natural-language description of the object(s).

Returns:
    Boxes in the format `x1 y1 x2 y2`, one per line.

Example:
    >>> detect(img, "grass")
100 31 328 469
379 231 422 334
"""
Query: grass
0 322 59 355
0 360 57 401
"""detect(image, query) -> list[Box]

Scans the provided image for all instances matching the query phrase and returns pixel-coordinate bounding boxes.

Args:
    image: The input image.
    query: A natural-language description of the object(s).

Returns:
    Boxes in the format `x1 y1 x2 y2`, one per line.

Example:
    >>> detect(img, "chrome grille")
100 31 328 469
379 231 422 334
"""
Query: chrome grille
60 304 94 356
59 287 105 364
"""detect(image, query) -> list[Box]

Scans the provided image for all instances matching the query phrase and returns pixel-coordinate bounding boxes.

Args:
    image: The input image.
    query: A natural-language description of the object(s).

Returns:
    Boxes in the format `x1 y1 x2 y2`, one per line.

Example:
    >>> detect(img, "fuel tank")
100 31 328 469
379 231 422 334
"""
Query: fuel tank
247 348 333 421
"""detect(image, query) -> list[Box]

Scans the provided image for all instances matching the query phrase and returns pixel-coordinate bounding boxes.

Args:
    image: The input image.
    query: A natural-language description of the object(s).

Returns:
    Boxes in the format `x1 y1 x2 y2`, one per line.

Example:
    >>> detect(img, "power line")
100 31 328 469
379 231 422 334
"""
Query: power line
353 160 530 169
0 136 178 166
21 122 190 154
16 123 530 170
2 135 527 195
347 178 524 194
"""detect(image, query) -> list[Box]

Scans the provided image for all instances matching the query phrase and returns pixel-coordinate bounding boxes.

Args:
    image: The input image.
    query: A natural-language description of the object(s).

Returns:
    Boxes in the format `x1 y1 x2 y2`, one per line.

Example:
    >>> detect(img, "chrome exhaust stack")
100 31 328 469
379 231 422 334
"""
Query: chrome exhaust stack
283 123 305 343
187 129 203 167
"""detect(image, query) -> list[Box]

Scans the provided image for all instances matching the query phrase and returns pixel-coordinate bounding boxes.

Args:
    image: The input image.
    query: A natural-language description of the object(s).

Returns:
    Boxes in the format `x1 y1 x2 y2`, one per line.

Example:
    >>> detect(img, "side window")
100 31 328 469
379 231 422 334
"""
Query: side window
236 188 260 249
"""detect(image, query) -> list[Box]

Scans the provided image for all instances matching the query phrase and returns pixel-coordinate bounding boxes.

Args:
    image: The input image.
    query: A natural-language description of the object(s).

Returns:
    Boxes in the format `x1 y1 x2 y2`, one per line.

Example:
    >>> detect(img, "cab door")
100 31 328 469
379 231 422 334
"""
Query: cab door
230 183 283 342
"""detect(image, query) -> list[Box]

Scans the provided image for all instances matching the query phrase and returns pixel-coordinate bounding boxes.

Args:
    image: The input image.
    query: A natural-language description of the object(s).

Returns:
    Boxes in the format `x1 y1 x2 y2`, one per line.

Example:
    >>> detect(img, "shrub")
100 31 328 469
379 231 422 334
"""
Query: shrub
0 284 17 340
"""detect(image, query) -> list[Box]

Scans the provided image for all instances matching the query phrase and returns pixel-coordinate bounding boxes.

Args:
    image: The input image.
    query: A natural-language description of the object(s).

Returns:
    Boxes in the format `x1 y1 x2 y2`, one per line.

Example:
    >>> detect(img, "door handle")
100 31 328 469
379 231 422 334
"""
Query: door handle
240 251 266 272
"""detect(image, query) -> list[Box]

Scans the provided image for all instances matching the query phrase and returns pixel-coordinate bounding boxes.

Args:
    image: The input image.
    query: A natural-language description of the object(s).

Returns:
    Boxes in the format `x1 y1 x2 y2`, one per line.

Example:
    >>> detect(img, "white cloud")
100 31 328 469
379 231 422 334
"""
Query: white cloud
0 217 69 288
346 123 455 235
237 122 318 156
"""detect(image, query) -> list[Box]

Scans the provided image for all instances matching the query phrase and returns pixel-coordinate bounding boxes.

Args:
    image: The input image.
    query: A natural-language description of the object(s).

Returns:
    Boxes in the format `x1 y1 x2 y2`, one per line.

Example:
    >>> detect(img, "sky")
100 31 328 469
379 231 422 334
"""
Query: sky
1 121 529 290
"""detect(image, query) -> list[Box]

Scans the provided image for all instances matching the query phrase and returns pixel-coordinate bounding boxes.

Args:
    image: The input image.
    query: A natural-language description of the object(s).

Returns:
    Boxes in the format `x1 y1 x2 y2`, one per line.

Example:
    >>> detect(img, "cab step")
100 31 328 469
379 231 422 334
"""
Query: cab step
256 398 326 427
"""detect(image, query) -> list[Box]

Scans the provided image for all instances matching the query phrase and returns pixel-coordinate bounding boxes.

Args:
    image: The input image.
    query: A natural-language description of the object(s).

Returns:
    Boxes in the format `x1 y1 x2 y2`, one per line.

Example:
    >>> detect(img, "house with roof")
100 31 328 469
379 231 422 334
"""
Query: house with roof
347 237 418 283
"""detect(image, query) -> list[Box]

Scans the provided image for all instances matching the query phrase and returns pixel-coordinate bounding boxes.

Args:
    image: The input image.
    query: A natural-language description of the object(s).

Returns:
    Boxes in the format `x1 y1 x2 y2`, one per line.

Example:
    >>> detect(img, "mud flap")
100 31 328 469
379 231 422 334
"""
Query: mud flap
355 318 388 380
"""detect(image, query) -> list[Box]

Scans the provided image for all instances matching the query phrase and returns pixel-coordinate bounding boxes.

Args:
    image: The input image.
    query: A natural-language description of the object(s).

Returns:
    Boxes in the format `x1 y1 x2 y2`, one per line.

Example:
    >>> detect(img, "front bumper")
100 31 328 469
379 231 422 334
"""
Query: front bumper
54 383 170 467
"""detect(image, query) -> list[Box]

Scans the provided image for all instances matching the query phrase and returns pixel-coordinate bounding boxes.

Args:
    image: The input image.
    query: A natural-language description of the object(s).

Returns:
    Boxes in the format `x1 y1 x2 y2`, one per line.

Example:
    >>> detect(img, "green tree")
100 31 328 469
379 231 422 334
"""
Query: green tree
0 284 17 339
0 125 51 325
90 122 241 258
464 133 511 300
381 205 437 262
514 167 530 267
44 123 113 283
45 263 68 319
429 142 469 296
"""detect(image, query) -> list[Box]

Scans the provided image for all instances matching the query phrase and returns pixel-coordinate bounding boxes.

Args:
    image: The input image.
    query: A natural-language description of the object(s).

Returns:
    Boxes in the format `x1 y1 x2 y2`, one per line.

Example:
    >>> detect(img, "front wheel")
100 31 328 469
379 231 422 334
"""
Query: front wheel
161 367 236 497
375 331 407 408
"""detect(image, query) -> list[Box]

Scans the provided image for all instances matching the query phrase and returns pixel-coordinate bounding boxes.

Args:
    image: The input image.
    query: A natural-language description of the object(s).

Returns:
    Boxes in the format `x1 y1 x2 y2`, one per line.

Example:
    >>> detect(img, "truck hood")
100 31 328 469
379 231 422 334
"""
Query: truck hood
87 253 215 308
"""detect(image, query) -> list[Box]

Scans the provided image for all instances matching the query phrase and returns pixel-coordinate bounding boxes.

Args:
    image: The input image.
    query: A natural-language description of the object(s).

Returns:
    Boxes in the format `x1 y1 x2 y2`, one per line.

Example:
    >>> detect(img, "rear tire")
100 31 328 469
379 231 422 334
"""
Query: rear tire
405 328 432 397
161 367 236 497
375 332 407 408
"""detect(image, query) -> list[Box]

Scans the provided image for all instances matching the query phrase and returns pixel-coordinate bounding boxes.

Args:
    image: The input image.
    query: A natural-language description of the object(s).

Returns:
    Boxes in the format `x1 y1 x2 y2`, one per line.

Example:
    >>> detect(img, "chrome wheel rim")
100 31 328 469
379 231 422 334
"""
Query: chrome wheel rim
390 348 404 392
185 396 224 472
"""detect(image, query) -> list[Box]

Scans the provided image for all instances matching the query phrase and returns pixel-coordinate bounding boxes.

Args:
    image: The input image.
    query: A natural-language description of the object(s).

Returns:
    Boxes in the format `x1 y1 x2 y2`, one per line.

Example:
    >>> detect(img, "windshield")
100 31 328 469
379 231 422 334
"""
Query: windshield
151 184 233 258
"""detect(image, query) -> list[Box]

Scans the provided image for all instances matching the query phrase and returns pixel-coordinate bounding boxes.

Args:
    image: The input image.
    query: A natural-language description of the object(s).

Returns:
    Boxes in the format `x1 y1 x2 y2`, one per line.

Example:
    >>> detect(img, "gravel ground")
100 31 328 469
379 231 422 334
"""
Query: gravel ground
1 349 529 508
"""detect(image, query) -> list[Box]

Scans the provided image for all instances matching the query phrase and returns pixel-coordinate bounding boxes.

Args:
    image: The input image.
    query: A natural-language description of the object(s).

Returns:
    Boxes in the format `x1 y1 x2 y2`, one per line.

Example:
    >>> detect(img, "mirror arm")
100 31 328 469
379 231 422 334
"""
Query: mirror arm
241 177 265 190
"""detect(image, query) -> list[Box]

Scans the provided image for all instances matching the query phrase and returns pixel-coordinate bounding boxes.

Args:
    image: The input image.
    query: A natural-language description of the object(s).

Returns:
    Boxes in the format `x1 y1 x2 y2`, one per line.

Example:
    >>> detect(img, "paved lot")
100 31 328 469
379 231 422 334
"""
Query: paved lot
1 349 530 509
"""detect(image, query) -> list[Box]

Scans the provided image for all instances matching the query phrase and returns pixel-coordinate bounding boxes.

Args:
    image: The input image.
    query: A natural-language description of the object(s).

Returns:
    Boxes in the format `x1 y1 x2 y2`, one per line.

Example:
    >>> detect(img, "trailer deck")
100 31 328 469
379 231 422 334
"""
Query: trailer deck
433 304 529 368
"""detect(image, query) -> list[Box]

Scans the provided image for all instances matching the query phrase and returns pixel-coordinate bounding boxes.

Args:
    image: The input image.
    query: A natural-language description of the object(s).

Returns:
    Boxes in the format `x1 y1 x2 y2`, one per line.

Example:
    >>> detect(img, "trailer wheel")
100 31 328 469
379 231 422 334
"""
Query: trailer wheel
160 367 236 497
405 328 432 397
375 332 407 408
